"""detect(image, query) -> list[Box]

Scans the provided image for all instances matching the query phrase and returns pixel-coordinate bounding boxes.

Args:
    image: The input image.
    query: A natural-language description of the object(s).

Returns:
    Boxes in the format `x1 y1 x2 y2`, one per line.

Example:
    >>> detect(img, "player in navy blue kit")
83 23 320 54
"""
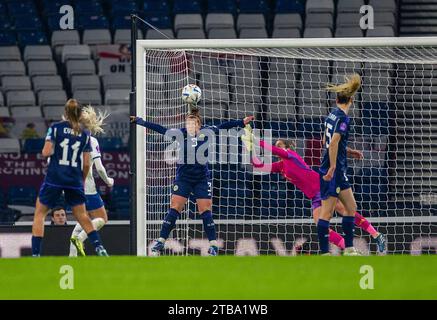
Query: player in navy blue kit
318 74 364 256
31 99 108 256
131 108 253 256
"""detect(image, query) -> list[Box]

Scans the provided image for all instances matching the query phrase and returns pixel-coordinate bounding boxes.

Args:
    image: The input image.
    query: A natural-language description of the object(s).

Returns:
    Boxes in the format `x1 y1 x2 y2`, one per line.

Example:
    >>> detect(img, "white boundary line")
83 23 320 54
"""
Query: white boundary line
11 216 437 227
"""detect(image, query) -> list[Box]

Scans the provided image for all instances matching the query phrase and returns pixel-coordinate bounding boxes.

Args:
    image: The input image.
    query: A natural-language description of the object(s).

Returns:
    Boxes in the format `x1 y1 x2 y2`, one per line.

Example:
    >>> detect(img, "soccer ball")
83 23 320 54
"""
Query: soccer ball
182 84 201 105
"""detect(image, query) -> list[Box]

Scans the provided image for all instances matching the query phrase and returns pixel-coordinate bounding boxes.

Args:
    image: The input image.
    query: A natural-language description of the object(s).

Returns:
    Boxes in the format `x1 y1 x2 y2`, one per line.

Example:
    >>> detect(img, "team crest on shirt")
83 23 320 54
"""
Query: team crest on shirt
336 187 340 194
339 122 347 132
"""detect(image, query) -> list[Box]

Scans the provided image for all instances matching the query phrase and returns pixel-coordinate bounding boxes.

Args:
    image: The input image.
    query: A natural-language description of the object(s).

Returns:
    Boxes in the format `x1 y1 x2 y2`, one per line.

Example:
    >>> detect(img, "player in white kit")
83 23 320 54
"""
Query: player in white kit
69 106 114 257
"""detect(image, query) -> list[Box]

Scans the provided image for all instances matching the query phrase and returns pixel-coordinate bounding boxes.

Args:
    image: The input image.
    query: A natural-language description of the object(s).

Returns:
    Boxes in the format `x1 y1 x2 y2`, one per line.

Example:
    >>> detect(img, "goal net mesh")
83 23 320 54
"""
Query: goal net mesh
139 45 437 256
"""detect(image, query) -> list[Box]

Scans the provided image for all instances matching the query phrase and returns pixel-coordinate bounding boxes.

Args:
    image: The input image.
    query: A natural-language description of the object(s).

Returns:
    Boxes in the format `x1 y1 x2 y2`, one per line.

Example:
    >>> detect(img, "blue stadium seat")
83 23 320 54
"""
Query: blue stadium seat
275 0 305 14
239 0 269 13
99 137 125 151
77 15 109 29
8 1 37 17
47 15 64 31
14 16 43 31
111 186 130 218
112 15 133 29
173 0 202 14
43 1 72 15
207 0 237 14
0 2 6 16
296 118 324 138
0 31 16 45
7 186 37 206
74 1 103 15
143 0 170 14
0 16 12 31
110 1 138 17
18 31 48 46
141 14 172 29
362 102 389 135
22 138 45 153
266 121 297 138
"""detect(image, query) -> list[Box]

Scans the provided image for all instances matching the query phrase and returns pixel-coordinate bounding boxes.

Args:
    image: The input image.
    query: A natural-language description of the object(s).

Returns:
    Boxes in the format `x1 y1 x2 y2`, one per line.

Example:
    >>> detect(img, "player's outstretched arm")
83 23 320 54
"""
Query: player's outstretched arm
257 139 292 160
95 157 114 187
214 115 254 131
130 116 169 135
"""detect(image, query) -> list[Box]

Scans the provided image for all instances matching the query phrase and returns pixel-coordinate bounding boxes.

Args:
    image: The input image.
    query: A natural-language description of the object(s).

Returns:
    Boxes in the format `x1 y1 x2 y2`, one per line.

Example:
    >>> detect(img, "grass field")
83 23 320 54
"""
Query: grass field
0 256 436 300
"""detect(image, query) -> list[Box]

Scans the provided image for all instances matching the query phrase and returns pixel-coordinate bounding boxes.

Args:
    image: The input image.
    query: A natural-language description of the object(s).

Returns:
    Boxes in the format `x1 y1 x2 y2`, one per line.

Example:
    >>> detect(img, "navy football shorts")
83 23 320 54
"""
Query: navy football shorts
171 178 212 200
38 183 86 208
319 170 351 200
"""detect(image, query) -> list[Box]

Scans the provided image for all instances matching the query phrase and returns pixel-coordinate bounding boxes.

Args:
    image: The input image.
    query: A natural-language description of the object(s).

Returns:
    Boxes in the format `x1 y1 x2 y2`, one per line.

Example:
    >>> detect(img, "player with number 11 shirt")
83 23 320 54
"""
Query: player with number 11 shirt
31 99 108 257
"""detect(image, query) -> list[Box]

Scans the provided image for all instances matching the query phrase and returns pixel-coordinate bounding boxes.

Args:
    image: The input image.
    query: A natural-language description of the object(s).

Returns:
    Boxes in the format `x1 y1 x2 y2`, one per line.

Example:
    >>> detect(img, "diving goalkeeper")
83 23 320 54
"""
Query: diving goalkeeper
241 125 386 253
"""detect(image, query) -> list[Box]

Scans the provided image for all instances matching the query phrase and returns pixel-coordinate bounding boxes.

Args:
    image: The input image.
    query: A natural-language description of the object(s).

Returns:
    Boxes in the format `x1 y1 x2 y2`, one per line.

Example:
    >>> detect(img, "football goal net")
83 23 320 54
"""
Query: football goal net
134 37 437 256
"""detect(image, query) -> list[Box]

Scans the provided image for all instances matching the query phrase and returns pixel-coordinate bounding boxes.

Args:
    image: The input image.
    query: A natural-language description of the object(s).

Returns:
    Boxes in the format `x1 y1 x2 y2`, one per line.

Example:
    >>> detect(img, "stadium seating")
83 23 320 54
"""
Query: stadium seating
1 76 31 92
205 14 234 32
274 13 303 30
0 0 424 220
38 90 67 107
32 75 63 93
23 45 53 62
28 60 57 77
0 46 21 60
0 139 20 153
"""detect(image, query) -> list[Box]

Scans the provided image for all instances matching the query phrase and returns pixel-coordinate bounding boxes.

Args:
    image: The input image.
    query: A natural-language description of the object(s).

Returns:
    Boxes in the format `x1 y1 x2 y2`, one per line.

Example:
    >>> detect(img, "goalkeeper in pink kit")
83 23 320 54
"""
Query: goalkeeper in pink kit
241 126 386 253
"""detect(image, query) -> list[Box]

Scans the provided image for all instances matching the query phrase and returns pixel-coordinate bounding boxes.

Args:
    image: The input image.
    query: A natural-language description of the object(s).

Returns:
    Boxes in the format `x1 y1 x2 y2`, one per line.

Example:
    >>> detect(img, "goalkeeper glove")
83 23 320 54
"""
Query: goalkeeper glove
241 124 254 153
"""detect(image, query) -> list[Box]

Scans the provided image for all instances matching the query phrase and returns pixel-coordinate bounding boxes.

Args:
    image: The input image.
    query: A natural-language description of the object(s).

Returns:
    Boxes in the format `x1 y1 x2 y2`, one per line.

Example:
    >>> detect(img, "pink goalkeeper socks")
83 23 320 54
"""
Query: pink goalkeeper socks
329 229 345 249
354 213 378 237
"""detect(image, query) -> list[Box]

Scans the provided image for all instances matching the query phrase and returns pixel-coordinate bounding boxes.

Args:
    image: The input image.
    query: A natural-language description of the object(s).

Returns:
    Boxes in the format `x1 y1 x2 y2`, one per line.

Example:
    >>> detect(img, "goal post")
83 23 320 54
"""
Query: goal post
135 37 437 256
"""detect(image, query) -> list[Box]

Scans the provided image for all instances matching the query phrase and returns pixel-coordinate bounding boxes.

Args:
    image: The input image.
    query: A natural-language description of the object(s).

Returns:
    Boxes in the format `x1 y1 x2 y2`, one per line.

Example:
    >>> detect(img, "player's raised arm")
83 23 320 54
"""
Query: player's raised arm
241 124 282 173
130 116 170 135
212 115 254 132
257 139 291 160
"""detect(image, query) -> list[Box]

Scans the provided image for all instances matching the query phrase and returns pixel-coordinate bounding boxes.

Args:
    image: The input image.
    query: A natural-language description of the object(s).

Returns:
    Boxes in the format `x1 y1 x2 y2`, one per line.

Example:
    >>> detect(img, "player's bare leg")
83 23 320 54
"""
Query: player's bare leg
197 198 218 256
338 188 360 256
72 204 108 256
151 194 188 256
31 198 50 256
335 200 386 253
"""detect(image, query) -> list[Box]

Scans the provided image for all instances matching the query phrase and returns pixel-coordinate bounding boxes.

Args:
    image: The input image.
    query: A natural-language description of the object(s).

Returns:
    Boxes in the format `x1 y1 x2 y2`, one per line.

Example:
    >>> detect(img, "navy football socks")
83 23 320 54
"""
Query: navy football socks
159 208 179 240
201 210 217 242
31 236 42 256
342 216 355 248
317 219 330 254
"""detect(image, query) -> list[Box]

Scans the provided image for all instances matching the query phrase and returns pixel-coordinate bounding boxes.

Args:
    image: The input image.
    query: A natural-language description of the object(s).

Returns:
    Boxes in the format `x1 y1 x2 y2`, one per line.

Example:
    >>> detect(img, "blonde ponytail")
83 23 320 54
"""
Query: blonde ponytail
80 105 109 135
326 73 361 103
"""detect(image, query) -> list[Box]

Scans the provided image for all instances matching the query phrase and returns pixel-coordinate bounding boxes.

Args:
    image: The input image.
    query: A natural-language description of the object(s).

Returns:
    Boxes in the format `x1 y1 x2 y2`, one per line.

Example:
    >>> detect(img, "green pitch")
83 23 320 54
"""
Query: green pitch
0 256 436 300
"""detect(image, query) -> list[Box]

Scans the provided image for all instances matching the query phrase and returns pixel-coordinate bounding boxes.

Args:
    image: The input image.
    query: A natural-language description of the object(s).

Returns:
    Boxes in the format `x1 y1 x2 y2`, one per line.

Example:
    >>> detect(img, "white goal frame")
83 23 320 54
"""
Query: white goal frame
135 37 437 256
